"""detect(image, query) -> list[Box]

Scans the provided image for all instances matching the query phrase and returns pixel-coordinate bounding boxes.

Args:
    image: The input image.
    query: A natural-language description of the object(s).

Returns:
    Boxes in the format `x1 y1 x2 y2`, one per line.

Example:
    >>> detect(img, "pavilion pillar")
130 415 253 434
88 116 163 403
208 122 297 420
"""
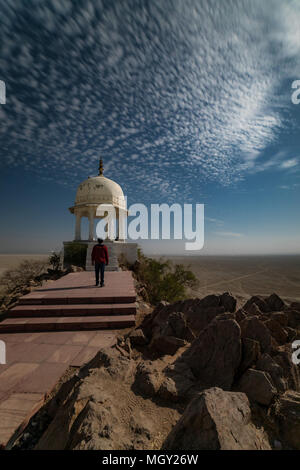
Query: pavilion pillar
118 208 127 241
88 211 94 241
75 213 81 240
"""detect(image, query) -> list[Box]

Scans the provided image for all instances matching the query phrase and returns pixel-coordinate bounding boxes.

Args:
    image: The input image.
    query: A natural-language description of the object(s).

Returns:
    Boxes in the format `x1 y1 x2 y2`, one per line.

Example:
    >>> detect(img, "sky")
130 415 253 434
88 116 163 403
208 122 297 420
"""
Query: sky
0 0 299 255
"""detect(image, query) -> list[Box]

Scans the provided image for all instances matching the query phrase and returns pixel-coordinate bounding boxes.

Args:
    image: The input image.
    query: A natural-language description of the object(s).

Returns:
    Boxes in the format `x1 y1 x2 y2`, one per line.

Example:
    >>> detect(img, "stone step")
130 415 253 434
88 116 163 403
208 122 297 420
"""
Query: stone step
18 294 136 305
0 314 135 333
9 303 136 317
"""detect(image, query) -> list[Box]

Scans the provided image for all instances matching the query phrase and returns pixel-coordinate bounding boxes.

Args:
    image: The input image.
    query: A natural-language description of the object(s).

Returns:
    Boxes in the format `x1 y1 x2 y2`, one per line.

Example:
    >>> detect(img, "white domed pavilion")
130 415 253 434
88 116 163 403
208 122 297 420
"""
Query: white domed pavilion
69 160 127 241
64 159 137 271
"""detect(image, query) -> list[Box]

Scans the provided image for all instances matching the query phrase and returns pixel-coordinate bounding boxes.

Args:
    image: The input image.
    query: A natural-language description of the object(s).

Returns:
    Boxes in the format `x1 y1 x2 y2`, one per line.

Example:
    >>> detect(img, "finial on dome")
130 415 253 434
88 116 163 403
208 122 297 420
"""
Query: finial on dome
99 158 104 176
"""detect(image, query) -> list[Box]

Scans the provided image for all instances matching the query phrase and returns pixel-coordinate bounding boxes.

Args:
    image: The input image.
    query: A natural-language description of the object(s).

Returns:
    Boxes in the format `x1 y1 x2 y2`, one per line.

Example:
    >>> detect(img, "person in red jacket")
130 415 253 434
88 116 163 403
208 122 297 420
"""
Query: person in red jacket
91 238 109 287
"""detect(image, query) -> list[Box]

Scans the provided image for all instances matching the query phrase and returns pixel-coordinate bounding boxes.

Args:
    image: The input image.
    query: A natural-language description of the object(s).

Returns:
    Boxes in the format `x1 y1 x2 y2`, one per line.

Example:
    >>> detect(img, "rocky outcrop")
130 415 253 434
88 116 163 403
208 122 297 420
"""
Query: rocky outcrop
163 388 271 450
13 291 300 451
140 293 237 356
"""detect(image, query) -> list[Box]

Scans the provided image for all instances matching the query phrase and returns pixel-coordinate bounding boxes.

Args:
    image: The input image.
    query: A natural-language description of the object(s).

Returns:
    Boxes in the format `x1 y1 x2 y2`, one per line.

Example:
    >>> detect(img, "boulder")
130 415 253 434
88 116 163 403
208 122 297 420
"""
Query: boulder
286 309 300 329
286 327 297 342
133 361 163 397
265 319 288 345
243 296 270 314
256 354 287 392
150 335 186 356
240 316 272 353
140 294 237 344
236 368 276 405
146 309 200 356
265 293 285 312
184 317 241 390
159 361 195 402
163 387 271 450
162 312 195 342
273 347 300 392
273 391 300 450
129 328 148 347
186 305 225 334
158 375 193 402
238 338 261 375
269 311 288 327
290 302 300 311
220 292 237 312
247 303 263 316
235 309 247 323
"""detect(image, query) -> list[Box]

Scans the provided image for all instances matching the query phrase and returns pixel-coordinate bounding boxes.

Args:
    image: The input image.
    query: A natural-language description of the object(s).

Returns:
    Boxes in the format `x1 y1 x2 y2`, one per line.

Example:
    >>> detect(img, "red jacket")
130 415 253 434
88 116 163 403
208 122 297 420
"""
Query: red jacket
91 244 109 264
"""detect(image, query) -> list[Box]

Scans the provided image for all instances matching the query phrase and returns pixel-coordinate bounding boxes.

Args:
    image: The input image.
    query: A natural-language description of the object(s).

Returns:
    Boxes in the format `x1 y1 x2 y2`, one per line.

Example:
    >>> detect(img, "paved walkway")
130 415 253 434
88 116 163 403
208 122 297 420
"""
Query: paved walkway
0 271 136 448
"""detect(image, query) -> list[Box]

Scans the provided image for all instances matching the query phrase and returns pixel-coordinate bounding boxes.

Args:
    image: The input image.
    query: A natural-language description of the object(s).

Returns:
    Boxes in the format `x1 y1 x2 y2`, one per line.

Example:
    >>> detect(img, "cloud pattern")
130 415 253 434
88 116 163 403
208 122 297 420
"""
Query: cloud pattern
0 0 299 203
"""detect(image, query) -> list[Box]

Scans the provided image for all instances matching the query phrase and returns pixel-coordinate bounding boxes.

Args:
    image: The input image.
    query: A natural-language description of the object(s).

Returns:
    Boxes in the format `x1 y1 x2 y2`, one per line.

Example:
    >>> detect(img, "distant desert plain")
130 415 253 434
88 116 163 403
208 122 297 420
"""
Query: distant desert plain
160 255 300 306
0 253 299 306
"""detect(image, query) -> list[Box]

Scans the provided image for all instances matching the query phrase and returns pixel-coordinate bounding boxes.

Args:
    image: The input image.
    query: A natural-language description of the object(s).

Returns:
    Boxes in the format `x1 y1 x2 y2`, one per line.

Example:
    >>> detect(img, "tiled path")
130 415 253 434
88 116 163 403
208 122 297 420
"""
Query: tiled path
0 271 136 448
0 329 117 448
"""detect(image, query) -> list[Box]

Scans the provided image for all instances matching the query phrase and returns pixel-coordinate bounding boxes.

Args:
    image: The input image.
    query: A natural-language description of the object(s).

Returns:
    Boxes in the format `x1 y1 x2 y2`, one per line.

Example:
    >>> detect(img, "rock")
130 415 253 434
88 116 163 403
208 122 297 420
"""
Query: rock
273 391 300 449
265 319 288 345
68 265 84 272
186 305 225 334
163 387 271 450
243 296 270 314
286 309 300 329
240 316 272 353
238 338 261 375
129 328 148 346
269 311 288 327
184 317 241 390
133 361 163 397
197 294 220 308
140 294 237 345
220 292 237 312
273 347 300 392
235 309 247 323
256 354 287 392
247 303 263 316
237 368 276 405
290 302 300 311
146 310 196 356
150 335 186 356
163 312 195 342
81 347 135 382
286 327 297 342
158 375 193 402
265 293 285 312
159 361 195 402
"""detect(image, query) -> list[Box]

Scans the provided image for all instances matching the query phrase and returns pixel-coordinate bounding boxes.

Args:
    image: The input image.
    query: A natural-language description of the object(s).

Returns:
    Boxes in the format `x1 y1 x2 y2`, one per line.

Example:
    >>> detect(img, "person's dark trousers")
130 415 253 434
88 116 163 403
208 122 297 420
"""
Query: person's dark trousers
95 262 105 286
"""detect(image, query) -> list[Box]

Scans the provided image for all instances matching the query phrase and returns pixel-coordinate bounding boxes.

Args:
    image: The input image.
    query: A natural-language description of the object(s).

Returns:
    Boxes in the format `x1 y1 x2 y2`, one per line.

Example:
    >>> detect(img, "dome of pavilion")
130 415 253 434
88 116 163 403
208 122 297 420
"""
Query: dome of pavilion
71 160 126 211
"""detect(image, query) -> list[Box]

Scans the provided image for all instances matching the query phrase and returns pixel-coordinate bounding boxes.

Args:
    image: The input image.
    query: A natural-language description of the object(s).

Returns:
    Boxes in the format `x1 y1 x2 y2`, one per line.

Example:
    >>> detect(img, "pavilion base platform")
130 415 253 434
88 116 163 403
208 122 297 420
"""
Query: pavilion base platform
62 240 138 271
